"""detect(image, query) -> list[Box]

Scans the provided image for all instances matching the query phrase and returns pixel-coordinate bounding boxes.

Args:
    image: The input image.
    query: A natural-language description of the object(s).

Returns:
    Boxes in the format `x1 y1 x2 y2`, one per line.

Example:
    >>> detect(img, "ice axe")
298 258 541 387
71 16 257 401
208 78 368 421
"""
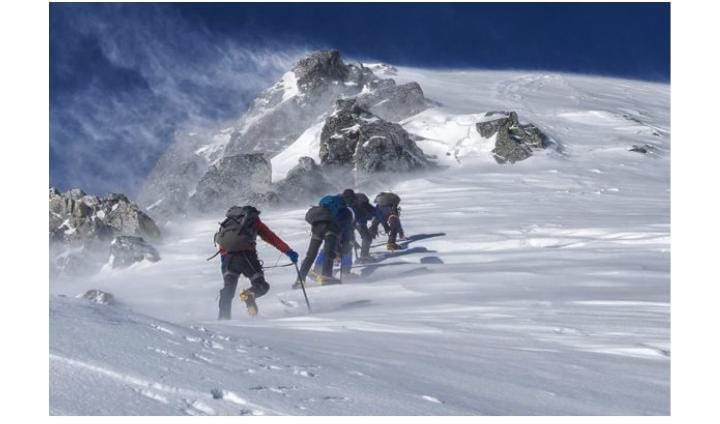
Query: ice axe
293 263 312 313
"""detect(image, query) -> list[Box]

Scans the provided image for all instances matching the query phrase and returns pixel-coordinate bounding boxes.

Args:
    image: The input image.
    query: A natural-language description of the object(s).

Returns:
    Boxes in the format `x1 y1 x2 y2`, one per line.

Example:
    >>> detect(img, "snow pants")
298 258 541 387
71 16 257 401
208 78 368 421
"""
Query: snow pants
299 221 339 279
315 237 353 275
356 220 373 258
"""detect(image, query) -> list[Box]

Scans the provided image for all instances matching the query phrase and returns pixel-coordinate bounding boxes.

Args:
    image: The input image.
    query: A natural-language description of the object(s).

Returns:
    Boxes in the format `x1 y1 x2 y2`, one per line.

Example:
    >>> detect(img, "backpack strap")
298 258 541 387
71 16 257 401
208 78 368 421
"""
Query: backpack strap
206 250 221 261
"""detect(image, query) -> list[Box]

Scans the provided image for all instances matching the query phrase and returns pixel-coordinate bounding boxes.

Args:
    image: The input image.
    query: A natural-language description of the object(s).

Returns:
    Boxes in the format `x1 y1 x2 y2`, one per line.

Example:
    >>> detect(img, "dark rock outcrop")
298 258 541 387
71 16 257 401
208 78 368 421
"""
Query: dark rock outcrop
109 236 161 269
320 100 430 173
189 154 276 213
293 49 353 94
49 188 161 243
79 289 115 305
49 188 162 277
629 144 658 154
273 157 336 203
476 111 549 164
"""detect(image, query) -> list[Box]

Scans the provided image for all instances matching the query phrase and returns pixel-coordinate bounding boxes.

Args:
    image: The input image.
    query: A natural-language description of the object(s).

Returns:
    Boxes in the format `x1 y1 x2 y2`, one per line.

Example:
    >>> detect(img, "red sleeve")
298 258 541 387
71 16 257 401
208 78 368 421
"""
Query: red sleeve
255 218 290 253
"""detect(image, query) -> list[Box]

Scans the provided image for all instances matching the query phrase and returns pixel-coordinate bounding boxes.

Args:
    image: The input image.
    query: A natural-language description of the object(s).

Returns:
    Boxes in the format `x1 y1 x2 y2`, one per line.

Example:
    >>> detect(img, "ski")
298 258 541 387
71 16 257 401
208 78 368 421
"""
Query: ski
370 232 446 249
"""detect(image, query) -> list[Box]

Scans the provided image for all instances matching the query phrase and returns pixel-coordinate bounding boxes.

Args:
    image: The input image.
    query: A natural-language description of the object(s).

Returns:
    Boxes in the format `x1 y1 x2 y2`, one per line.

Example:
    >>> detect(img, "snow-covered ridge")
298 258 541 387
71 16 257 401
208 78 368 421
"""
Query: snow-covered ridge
271 67 668 175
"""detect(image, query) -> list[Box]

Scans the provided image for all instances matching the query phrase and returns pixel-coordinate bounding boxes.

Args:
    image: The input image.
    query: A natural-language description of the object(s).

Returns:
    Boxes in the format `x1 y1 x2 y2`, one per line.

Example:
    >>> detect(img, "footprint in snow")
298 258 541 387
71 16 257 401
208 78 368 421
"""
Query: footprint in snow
185 336 224 350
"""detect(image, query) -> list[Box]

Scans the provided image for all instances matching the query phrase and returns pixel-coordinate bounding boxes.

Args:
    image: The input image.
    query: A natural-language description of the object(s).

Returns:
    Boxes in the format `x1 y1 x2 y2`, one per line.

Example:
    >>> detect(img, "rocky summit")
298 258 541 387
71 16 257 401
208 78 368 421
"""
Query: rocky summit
137 50 434 218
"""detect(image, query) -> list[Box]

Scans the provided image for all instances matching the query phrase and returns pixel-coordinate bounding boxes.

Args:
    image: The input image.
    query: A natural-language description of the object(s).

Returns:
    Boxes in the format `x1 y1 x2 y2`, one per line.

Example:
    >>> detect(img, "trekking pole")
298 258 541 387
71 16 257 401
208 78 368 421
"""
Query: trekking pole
293 263 312 313
264 262 295 269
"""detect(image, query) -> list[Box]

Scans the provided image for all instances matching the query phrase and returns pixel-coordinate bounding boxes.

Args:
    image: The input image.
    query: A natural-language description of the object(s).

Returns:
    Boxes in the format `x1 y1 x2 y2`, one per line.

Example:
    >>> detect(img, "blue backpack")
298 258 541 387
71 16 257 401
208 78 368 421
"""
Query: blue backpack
319 194 346 219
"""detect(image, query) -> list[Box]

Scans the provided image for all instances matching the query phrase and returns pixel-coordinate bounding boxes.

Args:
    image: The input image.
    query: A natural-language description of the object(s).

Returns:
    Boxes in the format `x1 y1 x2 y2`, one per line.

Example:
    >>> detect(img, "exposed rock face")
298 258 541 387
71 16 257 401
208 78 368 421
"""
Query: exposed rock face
49 188 160 243
476 111 549 164
273 157 336 203
320 100 430 173
49 188 162 277
109 236 161 269
223 49 375 158
293 49 354 94
189 154 276 213
49 188 113 244
79 289 115 305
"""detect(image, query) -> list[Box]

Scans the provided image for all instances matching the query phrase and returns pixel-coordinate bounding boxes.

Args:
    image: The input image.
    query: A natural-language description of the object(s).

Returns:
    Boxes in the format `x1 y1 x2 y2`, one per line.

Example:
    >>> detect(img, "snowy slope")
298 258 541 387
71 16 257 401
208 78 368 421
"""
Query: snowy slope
50 68 669 415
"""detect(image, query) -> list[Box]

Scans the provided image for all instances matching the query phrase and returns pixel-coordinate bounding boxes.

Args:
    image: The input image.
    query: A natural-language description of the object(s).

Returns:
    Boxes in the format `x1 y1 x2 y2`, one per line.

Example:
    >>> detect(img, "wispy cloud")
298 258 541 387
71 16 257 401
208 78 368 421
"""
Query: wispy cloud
50 4 309 196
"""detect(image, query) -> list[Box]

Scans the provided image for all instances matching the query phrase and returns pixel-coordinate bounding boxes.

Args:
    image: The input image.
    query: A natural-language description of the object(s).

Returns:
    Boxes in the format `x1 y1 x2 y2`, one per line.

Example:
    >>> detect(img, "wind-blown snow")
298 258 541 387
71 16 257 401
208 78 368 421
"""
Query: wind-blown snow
50 67 669 415
279 71 300 103
270 120 325 181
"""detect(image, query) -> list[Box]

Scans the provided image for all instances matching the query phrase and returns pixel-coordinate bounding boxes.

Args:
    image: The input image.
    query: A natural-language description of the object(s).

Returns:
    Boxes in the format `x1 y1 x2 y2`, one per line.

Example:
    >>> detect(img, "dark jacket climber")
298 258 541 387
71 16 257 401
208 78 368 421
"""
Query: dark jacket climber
370 192 405 251
296 193 348 286
351 191 389 260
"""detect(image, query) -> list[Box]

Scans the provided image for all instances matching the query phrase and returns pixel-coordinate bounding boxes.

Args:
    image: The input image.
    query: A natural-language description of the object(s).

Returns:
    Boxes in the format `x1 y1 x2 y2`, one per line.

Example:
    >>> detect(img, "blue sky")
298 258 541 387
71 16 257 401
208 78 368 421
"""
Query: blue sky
50 3 670 195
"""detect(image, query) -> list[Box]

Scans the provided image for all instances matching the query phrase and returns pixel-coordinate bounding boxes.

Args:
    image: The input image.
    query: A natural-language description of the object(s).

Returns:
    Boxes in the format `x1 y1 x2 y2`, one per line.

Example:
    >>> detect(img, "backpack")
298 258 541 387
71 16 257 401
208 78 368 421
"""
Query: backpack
353 192 376 218
318 194 346 219
305 205 334 225
213 205 260 252
374 192 401 208
355 192 370 206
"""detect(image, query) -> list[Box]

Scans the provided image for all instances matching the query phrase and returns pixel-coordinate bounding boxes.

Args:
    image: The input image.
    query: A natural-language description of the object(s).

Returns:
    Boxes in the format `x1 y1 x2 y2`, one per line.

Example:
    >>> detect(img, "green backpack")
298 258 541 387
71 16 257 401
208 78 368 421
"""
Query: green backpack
374 192 401 208
214 206 260 252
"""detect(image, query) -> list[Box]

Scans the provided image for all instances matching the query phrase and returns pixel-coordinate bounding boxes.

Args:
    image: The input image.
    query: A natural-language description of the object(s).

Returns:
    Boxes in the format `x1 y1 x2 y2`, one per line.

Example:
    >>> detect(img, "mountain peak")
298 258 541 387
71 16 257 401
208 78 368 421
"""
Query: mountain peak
293 49 349 91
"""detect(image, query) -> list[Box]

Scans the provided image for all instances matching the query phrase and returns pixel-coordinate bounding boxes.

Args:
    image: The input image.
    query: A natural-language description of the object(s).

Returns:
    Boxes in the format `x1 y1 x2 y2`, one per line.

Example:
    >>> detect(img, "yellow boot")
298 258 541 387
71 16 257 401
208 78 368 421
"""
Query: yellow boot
239 289 258 317
317 275 342 286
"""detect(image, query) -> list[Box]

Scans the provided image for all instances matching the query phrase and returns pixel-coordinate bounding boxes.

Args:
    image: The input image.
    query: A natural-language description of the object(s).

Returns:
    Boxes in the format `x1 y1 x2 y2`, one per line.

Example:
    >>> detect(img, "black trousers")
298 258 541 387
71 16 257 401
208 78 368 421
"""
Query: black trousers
218 250 268 319
356 221 372 258
299 221 339 279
